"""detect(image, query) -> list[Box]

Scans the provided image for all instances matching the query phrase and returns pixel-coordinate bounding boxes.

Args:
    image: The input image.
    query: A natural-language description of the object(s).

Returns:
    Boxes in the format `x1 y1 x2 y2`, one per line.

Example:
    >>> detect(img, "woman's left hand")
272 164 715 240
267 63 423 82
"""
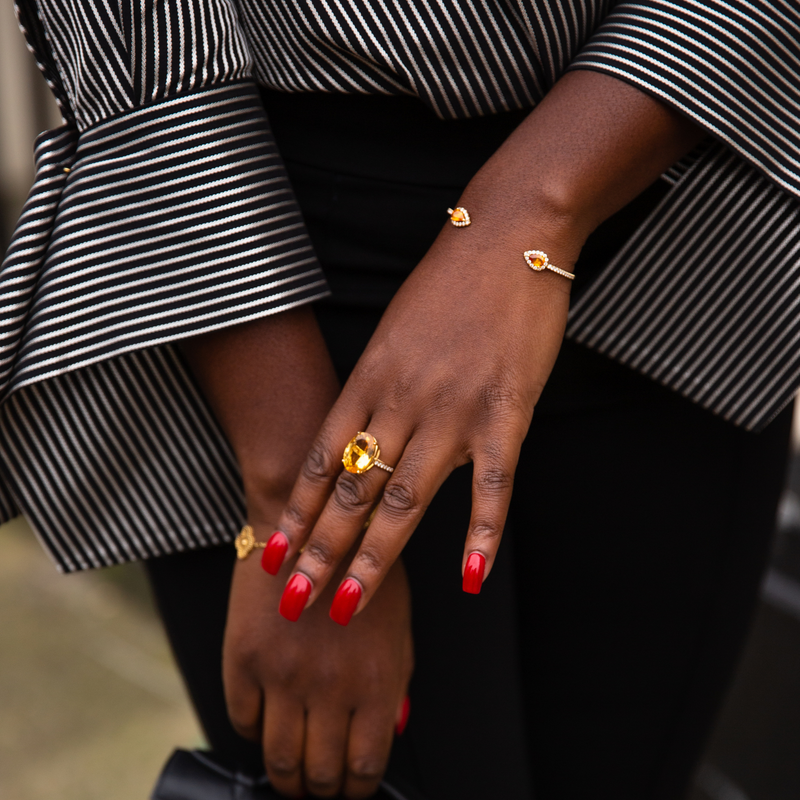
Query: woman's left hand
272 207 576 616
271 70 706 619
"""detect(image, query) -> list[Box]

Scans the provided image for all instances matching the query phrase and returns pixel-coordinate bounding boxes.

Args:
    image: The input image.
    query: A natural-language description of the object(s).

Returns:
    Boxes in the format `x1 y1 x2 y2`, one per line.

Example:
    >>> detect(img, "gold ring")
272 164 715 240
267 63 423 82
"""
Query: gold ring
342 432 395 474
523 249 575 281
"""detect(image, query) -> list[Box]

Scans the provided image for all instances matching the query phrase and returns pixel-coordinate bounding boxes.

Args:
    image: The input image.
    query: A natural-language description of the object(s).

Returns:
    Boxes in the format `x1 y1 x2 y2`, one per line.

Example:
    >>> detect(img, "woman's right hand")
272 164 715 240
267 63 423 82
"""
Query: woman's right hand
224 543 413 798
180 306 413 797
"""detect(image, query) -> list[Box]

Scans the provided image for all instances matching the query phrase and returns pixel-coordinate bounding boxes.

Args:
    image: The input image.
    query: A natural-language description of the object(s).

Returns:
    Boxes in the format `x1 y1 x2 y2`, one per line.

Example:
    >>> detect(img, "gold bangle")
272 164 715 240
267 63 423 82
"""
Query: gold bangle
523 250 575 281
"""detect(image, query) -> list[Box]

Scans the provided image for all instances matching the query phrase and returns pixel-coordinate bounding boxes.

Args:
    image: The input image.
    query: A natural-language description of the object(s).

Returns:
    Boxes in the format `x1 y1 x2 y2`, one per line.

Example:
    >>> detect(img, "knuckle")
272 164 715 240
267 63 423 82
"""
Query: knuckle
470 520 504 543
265 753 301 779
282 499 310 530
381 480 420 517
348 755 386 784
431 376 458 410
354 544 387 578
305 769 343 796
475 466 514 495
268 647 305 686
304 538 339 569
229 713 260 742
332 472 373 512
302 441 338 482
387 373 415 407
476 379 523 419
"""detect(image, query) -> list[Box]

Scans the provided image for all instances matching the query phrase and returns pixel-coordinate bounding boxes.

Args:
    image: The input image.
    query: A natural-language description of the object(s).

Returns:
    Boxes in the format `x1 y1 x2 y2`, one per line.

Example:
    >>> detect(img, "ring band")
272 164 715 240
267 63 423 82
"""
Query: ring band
343 432 395 474
523 249 575 281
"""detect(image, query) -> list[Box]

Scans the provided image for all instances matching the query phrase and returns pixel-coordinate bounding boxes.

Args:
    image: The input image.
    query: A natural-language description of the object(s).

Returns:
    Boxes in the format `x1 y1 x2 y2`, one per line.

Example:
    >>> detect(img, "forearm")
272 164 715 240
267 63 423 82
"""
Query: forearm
179 308 339 515
462 70 707 258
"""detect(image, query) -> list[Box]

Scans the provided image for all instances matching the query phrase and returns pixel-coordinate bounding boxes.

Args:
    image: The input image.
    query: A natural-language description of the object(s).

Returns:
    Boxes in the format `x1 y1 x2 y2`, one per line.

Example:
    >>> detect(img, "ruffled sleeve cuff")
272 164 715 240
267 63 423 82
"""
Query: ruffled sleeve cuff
0 80 329 396
569 0 800 198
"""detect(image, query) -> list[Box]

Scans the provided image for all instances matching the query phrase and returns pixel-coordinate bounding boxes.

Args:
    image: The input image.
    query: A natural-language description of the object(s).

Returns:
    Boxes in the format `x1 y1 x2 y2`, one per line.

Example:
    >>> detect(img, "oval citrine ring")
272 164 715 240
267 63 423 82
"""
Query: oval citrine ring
342 432 395 474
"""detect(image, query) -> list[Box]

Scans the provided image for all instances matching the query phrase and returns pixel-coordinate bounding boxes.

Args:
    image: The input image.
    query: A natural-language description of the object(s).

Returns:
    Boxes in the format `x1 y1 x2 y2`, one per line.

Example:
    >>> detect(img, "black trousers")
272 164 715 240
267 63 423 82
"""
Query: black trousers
147 93 792 800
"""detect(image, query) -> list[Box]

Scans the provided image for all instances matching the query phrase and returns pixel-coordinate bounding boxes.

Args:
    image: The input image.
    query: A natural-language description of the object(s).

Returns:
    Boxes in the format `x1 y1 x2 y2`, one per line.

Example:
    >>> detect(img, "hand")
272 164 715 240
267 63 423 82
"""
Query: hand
224 546 413 799
269 209 573 618
182 308 413 797
266 71 706 620
182 307 411 795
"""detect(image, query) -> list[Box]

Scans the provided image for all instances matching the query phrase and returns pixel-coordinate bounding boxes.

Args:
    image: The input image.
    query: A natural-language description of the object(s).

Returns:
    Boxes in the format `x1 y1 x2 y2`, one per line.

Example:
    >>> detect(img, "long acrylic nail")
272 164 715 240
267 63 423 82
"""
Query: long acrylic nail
462 552 486 594
279 573 312 621
329 578 362 626
261 531 289 575
396 696 411 736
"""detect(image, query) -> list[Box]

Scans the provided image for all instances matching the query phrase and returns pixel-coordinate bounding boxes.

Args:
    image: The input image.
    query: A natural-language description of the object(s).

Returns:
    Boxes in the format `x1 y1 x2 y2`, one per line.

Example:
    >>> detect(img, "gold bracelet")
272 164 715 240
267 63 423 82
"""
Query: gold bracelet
523 250 575 280
234 525 265 559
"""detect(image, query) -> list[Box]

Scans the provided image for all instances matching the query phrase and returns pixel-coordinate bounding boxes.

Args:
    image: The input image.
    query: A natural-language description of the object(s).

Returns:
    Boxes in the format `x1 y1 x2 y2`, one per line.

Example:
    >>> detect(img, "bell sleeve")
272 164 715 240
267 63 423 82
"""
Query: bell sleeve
569 0 800 198
564 0 800 431
2 0 329 398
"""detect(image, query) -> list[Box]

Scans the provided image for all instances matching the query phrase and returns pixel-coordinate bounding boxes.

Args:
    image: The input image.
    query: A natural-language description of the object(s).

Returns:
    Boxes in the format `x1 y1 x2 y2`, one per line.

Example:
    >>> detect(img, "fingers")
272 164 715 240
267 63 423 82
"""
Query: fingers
461 447 518 594
304 707 350 797
265 701 395 799
344 705 396 799
224 664 263 742
263 694 305 798
292 437 451 620
271 401 523 618
273 402 371 565
297 424 404 594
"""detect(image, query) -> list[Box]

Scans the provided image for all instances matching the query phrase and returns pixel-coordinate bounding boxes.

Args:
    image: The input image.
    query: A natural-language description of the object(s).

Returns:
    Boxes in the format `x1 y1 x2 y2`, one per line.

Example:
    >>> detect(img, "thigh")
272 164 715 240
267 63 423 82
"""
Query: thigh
512 341 793 800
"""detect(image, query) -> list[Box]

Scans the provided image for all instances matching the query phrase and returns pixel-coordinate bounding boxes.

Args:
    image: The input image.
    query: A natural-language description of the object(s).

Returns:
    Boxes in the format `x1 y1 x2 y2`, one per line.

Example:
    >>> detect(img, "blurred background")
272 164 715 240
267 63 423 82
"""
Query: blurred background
2 3 800 799
0 9 202 799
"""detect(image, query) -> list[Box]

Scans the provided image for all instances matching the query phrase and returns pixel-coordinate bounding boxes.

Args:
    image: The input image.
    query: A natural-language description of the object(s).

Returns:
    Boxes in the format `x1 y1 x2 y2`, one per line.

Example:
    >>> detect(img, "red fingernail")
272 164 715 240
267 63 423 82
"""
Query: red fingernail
329 578 362 626
462 552 485 594
261 531 289 575
279 574 312 621
396 696 410 736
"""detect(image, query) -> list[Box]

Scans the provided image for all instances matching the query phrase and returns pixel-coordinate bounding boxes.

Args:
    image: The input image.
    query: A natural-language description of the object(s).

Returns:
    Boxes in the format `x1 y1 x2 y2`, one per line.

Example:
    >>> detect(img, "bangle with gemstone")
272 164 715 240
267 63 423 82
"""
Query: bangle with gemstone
446 207 471 227
523 250 575 280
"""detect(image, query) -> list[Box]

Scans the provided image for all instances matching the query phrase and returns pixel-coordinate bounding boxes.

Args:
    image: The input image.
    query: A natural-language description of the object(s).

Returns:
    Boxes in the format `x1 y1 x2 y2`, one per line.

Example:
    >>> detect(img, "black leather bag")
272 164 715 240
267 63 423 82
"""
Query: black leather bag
151 749 425 800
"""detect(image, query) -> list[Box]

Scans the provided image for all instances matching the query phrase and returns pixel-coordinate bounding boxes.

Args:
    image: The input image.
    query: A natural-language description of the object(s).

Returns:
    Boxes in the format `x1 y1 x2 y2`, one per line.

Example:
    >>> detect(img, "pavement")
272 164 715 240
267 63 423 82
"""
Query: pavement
0 517 201 800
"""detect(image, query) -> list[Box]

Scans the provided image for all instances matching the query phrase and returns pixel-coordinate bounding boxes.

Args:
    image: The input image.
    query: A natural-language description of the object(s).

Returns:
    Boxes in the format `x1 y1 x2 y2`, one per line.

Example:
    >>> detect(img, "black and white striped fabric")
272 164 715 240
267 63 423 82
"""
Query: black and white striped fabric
3 0 799 569
568 144 800 430
0 347 244 572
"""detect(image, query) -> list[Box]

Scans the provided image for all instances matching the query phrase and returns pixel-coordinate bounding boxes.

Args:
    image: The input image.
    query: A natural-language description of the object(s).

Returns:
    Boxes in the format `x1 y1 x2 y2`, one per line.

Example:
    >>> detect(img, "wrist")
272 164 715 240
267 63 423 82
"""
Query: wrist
457 70 706 261
452 174 587 284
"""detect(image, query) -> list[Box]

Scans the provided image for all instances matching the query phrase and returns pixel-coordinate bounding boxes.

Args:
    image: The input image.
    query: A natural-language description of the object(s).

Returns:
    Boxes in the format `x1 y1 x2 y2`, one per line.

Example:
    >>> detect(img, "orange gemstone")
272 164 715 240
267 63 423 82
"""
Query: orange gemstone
524 250 548 270
451 209 466 223
343 432 379 474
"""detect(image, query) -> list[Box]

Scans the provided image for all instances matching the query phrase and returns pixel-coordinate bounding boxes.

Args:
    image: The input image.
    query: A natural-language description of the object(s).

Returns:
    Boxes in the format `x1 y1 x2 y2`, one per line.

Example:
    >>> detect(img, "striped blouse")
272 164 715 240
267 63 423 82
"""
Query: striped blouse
3 0 800 571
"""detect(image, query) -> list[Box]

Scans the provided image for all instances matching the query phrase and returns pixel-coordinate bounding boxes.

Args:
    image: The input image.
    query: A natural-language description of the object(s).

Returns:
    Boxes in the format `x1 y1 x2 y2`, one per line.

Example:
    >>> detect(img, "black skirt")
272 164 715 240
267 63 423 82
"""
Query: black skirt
147 90 792 800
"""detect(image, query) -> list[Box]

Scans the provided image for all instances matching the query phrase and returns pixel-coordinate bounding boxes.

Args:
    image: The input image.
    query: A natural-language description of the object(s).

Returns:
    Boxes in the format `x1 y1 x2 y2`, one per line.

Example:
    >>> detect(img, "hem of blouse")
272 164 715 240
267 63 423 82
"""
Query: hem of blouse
4 288 332 404
27 514 241 574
